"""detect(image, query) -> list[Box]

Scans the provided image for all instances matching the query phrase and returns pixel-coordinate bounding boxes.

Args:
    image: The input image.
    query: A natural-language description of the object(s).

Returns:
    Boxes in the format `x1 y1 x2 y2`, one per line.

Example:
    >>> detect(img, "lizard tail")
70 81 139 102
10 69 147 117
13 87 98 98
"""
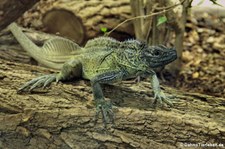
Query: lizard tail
8 23 81 70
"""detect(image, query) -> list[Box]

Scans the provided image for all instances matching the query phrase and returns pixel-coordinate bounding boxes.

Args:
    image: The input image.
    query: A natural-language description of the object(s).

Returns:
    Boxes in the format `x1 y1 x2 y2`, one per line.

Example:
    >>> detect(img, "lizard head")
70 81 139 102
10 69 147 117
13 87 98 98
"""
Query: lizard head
141 45 177 68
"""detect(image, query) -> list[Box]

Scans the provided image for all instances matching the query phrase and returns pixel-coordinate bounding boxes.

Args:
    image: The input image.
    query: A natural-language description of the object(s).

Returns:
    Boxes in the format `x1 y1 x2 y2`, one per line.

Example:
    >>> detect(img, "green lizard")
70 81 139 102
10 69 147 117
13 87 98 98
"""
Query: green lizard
9 23 177 125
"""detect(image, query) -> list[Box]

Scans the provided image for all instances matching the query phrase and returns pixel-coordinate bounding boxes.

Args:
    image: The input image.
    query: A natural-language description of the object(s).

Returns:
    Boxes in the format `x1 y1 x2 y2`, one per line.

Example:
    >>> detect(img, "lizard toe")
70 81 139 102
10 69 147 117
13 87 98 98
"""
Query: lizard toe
29 78 46 91
162 98 173 107
153 90 173 107
95 100 114 127
43 74 56 88
18 74 57 92
18 76 45 92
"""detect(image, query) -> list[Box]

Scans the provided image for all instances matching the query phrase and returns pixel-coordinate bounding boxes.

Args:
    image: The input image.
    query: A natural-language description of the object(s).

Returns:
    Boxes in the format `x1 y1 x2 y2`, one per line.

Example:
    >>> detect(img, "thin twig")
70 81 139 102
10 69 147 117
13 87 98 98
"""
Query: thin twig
155 0 187 10
105 0 187 36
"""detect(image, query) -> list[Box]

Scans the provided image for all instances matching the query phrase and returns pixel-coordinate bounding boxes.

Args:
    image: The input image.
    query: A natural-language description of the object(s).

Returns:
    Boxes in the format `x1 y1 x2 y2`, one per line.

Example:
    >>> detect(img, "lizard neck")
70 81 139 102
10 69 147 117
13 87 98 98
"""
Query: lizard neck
115 45 147 71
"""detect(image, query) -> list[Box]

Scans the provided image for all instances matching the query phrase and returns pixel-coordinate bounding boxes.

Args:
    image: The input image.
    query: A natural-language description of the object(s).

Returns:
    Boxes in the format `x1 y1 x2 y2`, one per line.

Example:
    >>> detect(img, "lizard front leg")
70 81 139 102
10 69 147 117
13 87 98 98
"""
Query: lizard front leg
18 59 82 92
148 71 173 107
91 71 124 126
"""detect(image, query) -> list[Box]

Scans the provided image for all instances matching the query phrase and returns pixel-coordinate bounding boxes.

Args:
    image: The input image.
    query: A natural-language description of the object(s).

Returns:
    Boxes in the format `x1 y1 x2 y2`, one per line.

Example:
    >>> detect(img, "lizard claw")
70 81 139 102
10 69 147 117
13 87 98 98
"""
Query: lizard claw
18 74 57 92
95 100 114 127
153 90 173 107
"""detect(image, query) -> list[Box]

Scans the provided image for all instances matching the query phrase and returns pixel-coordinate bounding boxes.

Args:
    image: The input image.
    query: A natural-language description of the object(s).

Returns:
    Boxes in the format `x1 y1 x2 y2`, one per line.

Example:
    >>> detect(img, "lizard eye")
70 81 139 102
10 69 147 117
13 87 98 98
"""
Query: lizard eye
153 50 160 56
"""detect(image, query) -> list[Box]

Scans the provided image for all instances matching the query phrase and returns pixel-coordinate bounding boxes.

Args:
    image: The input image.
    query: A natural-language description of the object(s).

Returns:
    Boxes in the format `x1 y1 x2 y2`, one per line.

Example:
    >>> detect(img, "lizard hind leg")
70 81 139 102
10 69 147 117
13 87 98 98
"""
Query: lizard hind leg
56 59 82 81
18 74 57 92
18 59 82 92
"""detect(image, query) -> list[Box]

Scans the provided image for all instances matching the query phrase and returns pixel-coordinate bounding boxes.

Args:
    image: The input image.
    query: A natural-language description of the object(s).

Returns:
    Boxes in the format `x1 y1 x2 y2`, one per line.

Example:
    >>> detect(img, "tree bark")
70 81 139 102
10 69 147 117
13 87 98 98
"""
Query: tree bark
0 42 225 148
42 0 134 45
0 0 39 31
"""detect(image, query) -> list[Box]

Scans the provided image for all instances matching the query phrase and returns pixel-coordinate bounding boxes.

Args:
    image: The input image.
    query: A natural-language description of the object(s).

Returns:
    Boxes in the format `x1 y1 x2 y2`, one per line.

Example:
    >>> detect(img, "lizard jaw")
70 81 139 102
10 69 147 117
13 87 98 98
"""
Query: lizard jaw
148 49 177 68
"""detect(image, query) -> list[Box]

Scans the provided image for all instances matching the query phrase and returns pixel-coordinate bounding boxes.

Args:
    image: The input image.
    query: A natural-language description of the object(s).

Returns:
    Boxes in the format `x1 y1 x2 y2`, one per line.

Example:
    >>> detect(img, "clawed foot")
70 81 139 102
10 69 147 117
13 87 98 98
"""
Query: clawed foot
94 100 114 127
18 74 57 92
152 90 173 107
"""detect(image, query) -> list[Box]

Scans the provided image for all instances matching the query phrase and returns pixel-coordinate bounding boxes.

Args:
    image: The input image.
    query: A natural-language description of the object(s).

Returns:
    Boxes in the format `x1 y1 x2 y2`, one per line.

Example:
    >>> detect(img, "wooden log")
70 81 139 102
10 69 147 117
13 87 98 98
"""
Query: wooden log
42 0 134 45
0 25 225 148
0 56 225 148
0 0 39 30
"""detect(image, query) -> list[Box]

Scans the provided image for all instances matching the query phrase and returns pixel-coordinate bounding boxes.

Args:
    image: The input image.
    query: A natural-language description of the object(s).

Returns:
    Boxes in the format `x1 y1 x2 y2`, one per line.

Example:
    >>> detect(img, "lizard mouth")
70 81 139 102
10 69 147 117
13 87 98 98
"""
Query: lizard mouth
163 51 177 63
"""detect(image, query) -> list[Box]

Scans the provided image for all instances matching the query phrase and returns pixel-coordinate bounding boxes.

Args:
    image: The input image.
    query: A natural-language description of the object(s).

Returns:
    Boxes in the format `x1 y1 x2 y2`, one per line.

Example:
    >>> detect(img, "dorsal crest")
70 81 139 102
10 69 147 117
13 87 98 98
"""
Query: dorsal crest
42 37 80 55
85 37 120 50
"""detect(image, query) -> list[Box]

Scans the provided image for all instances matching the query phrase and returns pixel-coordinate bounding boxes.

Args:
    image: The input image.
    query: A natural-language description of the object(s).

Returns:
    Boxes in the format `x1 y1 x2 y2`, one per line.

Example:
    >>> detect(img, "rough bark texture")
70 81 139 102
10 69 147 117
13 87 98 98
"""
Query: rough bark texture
0 0 39 30
42 0 134 45
0 35 225 149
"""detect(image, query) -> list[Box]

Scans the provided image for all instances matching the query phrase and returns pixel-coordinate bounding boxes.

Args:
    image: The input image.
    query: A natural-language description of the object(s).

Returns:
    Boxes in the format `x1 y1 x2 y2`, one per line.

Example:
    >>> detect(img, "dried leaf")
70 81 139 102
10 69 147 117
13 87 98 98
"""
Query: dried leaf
192 72 199 79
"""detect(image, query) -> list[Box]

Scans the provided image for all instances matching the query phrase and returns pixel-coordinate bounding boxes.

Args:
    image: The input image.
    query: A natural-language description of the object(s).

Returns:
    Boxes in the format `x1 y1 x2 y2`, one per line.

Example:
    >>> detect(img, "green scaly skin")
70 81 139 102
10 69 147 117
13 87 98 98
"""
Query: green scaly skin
9 23 177 126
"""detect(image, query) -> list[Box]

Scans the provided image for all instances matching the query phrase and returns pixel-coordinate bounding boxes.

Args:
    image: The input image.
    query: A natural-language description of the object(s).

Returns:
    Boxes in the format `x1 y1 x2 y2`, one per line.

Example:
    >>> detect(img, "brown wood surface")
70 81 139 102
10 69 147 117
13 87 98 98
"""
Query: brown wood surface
0 32 225 149
42 0 134 45
0 0 39 30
